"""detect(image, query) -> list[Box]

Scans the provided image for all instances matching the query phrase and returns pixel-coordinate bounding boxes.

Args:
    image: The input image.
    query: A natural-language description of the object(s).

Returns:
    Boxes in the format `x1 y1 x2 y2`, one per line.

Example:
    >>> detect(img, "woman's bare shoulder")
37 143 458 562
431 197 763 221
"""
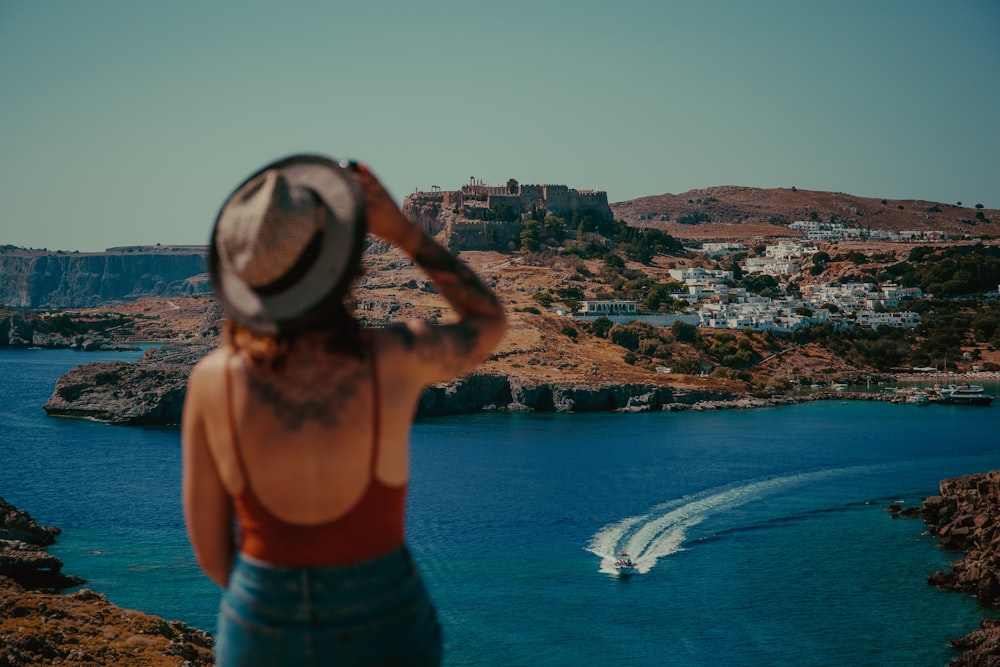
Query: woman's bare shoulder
194 346 229 369
188 347 230 393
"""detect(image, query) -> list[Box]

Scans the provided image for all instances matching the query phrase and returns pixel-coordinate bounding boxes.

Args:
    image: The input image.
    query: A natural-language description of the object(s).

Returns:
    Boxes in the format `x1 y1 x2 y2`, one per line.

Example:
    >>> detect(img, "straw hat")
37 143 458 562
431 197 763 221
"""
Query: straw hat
209 154 365 334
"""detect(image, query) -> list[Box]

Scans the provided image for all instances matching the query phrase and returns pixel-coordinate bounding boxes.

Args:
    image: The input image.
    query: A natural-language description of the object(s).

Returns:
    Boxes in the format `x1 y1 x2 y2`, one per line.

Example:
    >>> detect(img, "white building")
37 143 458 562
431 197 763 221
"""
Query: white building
578 300 637 316
766 240 816 260
743 257 799 276
855 310 920 328
699 242 746 257
668 267 733 283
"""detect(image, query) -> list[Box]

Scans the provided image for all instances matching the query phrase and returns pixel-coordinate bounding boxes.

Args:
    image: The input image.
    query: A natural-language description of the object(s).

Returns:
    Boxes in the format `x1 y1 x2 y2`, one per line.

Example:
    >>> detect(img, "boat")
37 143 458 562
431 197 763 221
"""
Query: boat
931 384 994 406
614 552 637 577
905 392 930 406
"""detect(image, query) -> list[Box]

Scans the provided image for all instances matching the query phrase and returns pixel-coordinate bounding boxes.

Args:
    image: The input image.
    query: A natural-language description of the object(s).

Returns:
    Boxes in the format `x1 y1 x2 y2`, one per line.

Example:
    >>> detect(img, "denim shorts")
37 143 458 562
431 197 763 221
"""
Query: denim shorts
216 545 442 666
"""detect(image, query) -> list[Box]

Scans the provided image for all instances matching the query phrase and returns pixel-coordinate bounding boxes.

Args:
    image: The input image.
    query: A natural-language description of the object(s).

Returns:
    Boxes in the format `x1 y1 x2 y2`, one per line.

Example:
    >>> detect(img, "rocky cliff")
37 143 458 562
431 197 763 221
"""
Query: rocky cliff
892 471 1000 665
0 496 213 666
0 246 211 309
0 310 141 350
418 374 742 416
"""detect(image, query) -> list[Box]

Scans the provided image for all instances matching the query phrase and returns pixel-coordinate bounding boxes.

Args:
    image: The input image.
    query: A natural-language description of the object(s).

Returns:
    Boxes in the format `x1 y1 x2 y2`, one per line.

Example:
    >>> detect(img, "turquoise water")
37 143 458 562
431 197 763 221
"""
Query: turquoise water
2 349 999 666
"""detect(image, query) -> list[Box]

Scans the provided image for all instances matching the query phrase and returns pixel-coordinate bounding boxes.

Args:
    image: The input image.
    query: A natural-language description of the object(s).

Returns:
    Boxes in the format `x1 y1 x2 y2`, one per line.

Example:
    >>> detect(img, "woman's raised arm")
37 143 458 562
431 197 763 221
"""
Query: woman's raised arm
355 164 506 382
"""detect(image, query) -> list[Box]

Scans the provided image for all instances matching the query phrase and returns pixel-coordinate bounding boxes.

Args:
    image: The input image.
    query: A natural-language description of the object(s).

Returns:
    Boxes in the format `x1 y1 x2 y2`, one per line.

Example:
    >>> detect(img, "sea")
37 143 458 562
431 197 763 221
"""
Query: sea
2 348 999 666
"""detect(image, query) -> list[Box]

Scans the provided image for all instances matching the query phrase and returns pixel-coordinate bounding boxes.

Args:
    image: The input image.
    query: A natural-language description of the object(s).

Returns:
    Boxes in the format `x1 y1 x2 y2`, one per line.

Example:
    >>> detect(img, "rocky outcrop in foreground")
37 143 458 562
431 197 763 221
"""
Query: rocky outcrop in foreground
1 496 82 592
921 472 1000 605
43 343 215 426
0 496 213 665
896 472 1000 666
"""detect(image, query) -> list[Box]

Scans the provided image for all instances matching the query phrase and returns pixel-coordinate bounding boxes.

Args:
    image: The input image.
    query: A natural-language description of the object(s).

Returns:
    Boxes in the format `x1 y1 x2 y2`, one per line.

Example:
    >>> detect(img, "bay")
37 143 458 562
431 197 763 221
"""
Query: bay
1 348 998 666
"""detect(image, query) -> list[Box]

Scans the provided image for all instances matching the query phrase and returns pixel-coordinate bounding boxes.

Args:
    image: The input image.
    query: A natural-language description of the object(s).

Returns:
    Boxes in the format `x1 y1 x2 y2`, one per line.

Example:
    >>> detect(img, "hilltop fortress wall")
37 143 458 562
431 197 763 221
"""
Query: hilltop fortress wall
461 182 611 220
402 179 612 251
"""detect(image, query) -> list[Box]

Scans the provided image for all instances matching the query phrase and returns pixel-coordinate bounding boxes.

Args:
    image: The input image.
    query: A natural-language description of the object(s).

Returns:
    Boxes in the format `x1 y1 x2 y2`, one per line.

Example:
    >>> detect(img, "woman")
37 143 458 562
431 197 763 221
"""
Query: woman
182 154 506 666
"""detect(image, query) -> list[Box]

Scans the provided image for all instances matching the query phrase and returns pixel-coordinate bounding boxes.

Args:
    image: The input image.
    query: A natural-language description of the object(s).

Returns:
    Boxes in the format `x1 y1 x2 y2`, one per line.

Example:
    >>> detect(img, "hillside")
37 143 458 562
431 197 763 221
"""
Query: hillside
611 186 999 240
8 182 1000 418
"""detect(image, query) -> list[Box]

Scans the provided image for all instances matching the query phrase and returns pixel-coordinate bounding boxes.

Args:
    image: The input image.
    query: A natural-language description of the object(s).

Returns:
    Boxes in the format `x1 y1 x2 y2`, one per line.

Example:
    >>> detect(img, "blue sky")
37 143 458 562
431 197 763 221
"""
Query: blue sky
1 0 997 252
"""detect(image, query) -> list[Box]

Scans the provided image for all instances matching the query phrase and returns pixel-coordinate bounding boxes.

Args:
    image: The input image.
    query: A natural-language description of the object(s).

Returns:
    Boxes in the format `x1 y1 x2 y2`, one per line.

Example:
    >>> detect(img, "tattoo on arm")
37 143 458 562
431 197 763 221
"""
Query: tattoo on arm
411 235 501 319
389 321 480 371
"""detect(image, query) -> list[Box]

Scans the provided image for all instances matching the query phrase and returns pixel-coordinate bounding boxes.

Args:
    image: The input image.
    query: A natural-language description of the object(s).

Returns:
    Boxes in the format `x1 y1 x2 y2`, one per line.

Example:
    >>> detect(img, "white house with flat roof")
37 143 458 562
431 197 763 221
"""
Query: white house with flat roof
578 300 637 316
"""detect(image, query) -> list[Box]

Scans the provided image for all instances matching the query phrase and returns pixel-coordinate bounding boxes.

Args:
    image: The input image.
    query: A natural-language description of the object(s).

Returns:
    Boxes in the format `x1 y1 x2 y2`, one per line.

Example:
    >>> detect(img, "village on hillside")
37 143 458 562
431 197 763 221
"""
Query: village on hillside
390 178 1000 384
3 179 999 390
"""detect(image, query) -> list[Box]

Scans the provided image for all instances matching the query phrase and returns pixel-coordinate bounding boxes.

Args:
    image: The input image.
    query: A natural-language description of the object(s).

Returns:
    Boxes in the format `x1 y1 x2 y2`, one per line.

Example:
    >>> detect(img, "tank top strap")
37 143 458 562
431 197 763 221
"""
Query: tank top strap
369 337 380 477
223 350 252 483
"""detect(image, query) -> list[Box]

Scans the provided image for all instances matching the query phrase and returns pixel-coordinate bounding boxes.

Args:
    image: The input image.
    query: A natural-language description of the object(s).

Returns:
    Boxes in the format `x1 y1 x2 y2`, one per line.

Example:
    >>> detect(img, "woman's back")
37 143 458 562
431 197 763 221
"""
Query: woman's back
223 333 395 525
183 156 505 665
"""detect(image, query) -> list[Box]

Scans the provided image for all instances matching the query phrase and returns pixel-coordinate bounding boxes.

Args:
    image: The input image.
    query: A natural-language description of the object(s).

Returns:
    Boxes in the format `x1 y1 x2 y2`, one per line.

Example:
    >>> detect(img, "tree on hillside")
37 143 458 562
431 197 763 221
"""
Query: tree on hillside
608 323 640 351
507 178 519 194
589 316 613 338
543 215 566 243
520 220 541 252
671 356 703 375
672 321 699 344
600 253 626 281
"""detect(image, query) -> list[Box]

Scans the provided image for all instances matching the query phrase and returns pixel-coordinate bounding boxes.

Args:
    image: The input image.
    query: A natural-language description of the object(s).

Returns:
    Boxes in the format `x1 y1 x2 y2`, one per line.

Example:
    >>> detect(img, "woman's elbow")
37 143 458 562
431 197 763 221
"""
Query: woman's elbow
195 548 232 588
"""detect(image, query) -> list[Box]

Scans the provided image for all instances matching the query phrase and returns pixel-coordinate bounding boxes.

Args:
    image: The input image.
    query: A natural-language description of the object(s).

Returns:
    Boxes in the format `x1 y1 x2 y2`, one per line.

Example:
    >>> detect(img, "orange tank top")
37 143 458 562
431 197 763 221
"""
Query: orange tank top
225 349 407 567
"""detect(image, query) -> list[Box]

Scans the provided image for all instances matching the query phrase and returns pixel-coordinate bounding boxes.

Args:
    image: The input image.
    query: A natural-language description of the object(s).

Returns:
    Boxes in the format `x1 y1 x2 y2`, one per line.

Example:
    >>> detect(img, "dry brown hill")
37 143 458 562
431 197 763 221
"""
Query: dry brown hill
356 248 745 393
611 186 999 241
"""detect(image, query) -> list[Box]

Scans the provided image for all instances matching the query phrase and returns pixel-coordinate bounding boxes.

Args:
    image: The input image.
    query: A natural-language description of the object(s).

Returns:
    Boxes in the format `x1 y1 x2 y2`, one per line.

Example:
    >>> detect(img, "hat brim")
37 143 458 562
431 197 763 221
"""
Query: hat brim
209 155 366 334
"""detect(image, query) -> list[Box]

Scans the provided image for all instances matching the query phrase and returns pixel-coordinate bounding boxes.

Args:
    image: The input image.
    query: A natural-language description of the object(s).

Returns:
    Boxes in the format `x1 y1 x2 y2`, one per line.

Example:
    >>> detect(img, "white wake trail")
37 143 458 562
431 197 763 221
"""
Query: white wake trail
586 468 858 575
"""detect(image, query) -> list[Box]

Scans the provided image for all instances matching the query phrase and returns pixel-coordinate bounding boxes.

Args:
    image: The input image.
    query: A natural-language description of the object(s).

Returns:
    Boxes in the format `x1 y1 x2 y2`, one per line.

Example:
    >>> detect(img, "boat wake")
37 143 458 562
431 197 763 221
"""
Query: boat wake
586 468 859 576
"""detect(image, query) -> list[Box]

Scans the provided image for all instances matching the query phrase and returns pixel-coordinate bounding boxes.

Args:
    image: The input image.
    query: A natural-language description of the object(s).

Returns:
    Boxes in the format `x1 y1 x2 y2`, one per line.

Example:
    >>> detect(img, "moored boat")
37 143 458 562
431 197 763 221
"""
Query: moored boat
930 384 994 406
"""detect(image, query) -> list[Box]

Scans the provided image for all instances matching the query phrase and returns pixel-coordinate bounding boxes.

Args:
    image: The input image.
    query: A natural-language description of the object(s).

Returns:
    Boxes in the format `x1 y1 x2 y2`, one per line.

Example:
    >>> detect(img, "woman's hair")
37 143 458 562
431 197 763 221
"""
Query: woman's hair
224 255 368 370
225 297 365 370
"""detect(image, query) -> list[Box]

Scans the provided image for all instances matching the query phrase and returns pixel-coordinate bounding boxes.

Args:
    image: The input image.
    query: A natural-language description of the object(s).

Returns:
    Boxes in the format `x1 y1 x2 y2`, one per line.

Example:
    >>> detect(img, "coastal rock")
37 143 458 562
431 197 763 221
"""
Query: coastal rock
909 471 1000 665
0 496 82 592
0 311 139 351
415 375 740 417
0 498 213 666
0 496 59 546
43 343 214 425
0 542 83 592
0 576 214 666
45 351 750 426
950 618 1000 667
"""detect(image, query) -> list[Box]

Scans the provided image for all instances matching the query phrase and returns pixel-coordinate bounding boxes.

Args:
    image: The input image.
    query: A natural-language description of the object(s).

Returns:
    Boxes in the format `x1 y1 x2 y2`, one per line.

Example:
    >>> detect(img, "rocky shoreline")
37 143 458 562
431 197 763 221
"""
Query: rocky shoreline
43 343 215 426
0 495 213 665
41 342 918 427
892 471 1000 666
1 311 139 352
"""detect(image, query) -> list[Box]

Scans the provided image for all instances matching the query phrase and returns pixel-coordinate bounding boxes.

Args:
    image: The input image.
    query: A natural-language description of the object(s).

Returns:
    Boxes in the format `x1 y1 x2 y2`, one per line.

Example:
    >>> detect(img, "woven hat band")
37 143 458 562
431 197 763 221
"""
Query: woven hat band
252 228 325 297
209 154 366 334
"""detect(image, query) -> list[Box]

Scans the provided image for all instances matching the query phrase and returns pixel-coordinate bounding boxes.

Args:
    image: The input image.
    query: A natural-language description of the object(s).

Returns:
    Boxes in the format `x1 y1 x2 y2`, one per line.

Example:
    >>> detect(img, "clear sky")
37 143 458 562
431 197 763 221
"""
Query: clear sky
1 0 997 252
